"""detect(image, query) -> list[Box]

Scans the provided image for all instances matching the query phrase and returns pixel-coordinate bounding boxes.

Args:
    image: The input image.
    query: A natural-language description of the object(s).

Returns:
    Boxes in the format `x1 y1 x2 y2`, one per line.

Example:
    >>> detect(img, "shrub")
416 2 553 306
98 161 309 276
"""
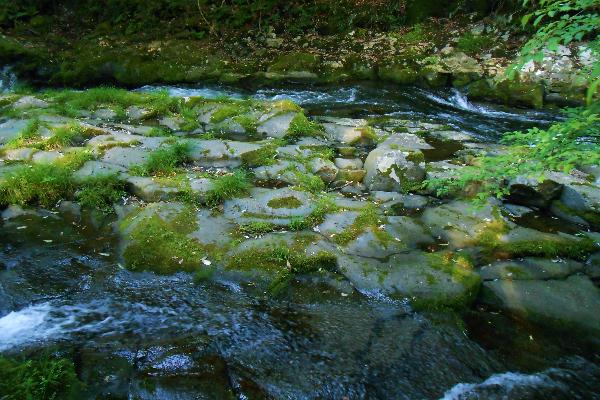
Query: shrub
0 163 73 208
76 174 126 214
0 354 83 400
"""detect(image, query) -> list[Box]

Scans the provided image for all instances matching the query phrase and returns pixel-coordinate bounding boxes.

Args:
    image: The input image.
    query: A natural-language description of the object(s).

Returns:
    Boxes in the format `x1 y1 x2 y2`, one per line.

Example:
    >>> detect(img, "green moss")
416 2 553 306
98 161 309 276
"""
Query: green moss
237 221 278 236
55 148 95 170
122 214 206 274
288 195 339 230
457 32 494 53
210 102 252 123
205 169 251 207
334 204 392 245
268 52 320 73
130 141 191 176
267 196 303 209
145 127 171 137
43 123 87 150
0 354 83 400
76 174 126 214
286 113 323 139
0 163 73 208
229 242 337 295
241 143 279 167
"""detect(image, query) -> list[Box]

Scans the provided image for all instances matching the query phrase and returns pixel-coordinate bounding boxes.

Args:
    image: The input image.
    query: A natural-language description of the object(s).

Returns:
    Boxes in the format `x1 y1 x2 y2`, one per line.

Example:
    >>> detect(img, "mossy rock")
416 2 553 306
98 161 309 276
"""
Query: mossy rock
118 202 215 274
268 52 320 73
378 65 419 85
467 78 544 109
339 250 481 309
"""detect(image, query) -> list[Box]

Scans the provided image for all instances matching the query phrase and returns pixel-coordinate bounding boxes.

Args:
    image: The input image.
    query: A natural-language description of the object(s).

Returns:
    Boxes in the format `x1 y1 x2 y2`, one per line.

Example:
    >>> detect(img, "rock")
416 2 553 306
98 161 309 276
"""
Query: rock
478 258 583 281
125 176 183 202
159 116 183 131
502 203 534 218
336 169 366 183
188 209 235 248
73 161 128 181
482 275 600 334
253 160 306 186
309 158 338 183
339 251 480 308
422 200 505 248
334 158 363 170
379 132 433 151
2 148 36 161
555 184 600 227
32 150 64 164
188 140 261 168
0 119 29 145
257 112 297 138
102 147 150 168
378 66 419 85
126 106 152 121
13 96 49 110
93 108 118 120
223 187 314 225
507 175 564 208
321 118 375 145
1 205 38 220
467 77 545 109
363 146 425 192
429 130 473 142
372 192 429 213
586 252 600 279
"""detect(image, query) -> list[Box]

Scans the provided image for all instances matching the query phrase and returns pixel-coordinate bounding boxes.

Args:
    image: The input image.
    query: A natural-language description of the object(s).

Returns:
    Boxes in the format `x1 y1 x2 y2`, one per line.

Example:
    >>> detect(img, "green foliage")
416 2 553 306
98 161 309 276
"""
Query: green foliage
0 354 83 400
512 0 599 88
293 170 326 193
4 118 41 149
286 113 323 140
456 32 494 53
43 123 86 150
425 105 600 202
241 143 280 167
0 163 73 208
205 169 251 207
131 142 191 176
76 174 126 214
333 204 391 245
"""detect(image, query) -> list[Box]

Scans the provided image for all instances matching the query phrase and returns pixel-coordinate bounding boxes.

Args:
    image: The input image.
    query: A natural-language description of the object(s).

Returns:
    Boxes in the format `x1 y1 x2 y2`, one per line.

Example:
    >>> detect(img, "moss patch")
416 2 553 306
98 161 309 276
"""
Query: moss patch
334 204 392 245
267 196 303 209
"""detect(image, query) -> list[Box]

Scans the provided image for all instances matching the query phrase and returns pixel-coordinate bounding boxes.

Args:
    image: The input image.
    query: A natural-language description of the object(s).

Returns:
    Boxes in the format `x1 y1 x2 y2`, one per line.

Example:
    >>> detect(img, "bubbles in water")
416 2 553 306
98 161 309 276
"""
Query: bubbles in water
0 303 53 351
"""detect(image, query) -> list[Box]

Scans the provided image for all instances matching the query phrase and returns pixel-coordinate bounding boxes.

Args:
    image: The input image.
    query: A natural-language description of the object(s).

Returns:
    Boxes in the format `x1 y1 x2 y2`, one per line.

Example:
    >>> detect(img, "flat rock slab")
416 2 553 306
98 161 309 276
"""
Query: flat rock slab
479 258 583 281
339 251 480 307
224 187 314 225
379 132 433 150
102 147 151 168
482 275 600 334
257 112 296 138
125 176 182 202
0 119 29 145
74 161 128 181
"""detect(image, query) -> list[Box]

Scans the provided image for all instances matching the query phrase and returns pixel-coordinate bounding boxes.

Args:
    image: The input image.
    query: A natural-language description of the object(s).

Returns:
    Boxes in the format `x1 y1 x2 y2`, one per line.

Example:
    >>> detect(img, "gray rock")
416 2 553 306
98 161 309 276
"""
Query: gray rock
363 147 425 192
125 176 182 202
73 161 128 181
429 130 473 142
586 252 600 279
502 203 534 218
372 192 429 213
13 96 49 110
482 275 600 334
558 183 600 225
93 108 118 120
335 169 366 183
188 209 235 248
253 160 305 186
126 106 153 121
339 251 480 307
102 147 150 168
422 200 506 248
478 258 583 281
224 187 314 225
507 175 564 208
188 139 261 168
379 132 433 150
309 158 338 183
32 151 63 164
1 205 38 220
159 116 183 131
257 112 297 138
0 119 29 145
3 148 36 161
334 158 363 170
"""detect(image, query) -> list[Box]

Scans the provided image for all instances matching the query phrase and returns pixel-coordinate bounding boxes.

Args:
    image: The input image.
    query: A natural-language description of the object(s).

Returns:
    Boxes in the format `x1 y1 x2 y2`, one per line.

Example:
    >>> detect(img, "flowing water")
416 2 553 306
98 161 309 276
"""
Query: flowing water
1 83 599 399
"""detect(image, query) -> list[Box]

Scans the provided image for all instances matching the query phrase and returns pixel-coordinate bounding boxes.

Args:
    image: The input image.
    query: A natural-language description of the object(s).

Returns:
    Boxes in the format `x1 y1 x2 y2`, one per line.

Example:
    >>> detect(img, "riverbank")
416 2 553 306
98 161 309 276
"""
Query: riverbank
1 15 594 108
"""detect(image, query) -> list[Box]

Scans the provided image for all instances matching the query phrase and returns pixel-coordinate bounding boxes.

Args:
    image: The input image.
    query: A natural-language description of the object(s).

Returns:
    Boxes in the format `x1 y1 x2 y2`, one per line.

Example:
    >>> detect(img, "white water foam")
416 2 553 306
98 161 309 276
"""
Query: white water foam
0 66 17 93
0 303 54 351
440 371 554 399
136 85 243 99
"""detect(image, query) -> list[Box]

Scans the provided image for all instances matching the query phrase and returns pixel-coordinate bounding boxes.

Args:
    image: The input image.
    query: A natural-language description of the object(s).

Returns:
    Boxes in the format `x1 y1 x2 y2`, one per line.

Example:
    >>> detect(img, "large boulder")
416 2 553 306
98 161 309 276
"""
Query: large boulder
363 146 426 192
339 251 480 308
481 275 600 335
552 183 600 228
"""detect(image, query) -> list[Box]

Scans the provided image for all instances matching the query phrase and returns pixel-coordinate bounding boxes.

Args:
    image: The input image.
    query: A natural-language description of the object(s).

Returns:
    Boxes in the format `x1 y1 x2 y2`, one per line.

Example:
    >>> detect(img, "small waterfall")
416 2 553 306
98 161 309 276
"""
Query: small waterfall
0 66 17 93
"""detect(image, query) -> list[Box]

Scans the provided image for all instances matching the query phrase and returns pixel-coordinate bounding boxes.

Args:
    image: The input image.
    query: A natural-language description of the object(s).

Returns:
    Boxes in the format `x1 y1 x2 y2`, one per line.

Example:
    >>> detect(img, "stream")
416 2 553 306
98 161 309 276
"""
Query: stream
1 82 599 399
